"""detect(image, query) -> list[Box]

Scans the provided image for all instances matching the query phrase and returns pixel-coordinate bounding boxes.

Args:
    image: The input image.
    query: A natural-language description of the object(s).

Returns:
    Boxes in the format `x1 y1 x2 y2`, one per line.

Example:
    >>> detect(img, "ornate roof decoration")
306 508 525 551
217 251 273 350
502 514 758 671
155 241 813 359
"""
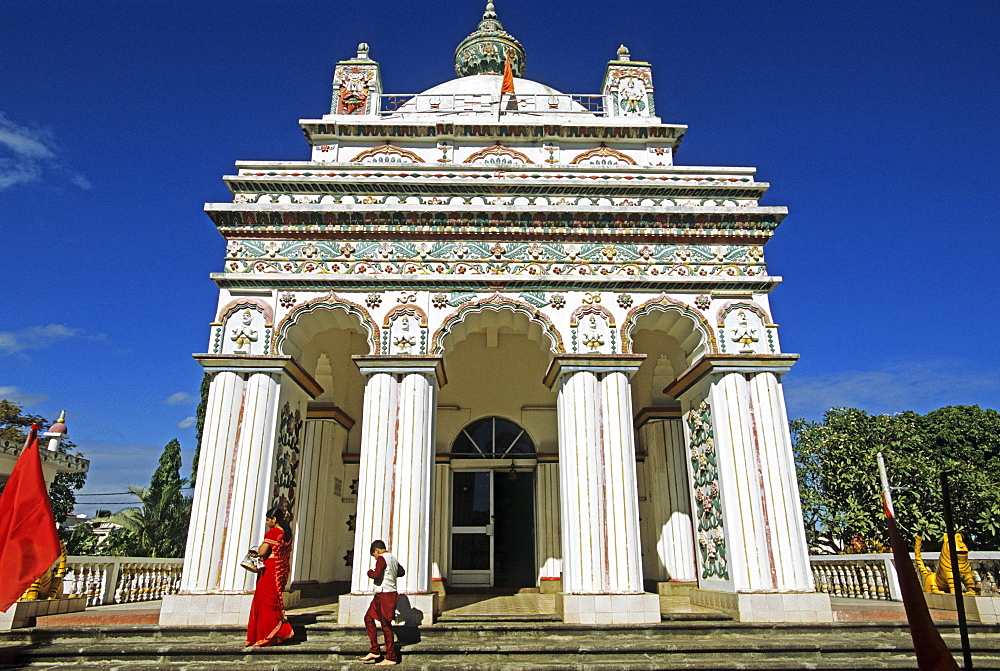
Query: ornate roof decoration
463 142 534 166
349 143 426 164
569 145 637 166
454 2 526 78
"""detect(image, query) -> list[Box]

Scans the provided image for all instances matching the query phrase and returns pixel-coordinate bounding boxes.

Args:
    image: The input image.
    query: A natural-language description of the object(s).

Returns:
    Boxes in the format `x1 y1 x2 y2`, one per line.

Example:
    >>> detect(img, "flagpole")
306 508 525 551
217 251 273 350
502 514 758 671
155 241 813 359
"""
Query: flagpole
877 452 893 515
941 471 974 670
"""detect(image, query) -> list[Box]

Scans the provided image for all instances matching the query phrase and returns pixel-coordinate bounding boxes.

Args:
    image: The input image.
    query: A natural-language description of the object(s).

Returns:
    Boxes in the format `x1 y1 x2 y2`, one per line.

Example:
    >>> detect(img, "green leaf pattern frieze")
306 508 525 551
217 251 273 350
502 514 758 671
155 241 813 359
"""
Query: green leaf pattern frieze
225 240 766 278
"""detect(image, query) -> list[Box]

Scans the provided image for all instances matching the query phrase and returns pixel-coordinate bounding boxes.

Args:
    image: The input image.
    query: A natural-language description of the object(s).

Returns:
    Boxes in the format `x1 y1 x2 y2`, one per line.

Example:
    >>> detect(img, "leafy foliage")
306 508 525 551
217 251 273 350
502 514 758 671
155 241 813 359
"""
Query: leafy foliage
793 405 1000 553
191 373 211 485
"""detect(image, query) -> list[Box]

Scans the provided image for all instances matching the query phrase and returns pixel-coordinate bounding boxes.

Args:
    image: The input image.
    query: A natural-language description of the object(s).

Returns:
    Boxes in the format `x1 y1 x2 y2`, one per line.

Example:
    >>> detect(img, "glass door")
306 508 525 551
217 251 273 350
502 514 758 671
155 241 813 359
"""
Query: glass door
451 471 493 587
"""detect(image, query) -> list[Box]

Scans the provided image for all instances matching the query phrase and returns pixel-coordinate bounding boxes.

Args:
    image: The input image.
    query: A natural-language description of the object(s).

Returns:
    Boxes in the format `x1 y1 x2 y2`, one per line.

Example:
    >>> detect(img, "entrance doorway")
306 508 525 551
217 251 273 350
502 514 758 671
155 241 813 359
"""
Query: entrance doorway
450 417 536 589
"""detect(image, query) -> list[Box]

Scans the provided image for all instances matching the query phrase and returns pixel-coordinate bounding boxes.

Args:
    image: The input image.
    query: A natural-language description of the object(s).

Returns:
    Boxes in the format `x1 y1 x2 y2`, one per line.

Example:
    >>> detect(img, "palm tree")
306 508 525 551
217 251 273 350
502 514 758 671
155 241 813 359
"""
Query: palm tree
102 481 191 557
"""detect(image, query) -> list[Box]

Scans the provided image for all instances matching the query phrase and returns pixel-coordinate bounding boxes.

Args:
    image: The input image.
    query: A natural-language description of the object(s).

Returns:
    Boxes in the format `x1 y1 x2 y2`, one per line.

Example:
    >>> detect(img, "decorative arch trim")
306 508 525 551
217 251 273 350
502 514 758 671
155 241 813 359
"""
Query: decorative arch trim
621 294 717 354
272 292 379 355
569 304 616 328
349 143 426 164
716 300 775 327
569 144 637 166
430 294 564 354
384 304 428 328
218 298 273 325
463 143 534 165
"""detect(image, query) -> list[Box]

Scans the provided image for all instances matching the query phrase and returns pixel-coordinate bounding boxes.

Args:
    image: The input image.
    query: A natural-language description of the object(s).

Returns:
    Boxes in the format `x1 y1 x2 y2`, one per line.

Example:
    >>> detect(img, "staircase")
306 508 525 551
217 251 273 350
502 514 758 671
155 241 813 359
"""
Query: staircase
4 615 1000 670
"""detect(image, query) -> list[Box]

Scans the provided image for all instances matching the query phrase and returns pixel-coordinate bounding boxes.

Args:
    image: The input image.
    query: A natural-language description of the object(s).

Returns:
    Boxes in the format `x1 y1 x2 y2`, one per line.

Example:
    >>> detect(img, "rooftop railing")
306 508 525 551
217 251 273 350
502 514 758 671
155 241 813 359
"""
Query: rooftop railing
378 93 607 118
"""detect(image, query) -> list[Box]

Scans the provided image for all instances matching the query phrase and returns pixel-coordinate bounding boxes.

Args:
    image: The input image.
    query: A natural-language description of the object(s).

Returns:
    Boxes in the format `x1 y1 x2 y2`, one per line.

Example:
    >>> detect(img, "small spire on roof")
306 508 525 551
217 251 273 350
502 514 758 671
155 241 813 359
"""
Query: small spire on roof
617 45 631 61
357 42 370 60
484 1 497 19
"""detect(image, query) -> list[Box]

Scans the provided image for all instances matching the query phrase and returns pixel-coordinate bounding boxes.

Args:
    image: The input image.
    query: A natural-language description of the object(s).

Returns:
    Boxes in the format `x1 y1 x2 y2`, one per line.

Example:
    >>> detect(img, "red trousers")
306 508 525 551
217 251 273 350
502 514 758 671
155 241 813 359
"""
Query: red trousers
364 591 399 662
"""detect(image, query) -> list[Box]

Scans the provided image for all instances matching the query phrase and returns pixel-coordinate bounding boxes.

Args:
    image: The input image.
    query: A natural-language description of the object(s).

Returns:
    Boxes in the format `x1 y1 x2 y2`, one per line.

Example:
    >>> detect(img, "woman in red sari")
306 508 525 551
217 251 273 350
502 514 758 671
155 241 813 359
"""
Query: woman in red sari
246 507 294 647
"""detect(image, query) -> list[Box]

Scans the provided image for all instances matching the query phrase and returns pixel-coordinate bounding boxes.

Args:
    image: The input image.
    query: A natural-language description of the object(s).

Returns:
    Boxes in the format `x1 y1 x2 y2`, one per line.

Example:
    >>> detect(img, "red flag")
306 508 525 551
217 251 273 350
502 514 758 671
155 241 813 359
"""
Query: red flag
501 56 515 95
883 496 960 670
0 425 61 612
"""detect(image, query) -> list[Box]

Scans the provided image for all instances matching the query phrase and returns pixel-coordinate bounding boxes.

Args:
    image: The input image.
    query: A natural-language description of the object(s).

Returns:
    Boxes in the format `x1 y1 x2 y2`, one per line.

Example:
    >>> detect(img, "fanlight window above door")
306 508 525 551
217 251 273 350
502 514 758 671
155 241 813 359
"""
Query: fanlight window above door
452 416 535 458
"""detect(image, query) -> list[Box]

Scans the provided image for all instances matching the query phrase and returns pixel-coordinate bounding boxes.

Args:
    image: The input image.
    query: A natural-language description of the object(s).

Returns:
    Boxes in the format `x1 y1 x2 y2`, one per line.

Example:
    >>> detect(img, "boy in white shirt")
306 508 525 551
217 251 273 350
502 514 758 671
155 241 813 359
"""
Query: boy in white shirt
359 539 405 666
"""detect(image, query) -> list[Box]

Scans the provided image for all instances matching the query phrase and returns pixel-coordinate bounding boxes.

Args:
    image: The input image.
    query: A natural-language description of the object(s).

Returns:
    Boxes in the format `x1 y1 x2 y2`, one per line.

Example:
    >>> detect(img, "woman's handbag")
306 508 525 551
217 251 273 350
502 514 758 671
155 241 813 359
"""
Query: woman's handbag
240 547 264 573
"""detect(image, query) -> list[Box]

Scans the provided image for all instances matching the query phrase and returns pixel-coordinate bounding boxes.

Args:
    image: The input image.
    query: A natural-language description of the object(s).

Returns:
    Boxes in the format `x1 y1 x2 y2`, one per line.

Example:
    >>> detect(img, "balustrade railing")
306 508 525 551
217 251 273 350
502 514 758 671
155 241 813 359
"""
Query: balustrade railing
63 556 184 607
810 552 1000 601
377 93 608 117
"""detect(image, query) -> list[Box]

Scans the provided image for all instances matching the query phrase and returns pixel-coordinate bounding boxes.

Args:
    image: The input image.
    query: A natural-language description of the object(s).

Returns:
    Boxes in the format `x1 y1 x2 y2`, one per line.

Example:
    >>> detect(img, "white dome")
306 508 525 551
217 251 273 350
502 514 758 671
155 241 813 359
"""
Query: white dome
393 75 594 117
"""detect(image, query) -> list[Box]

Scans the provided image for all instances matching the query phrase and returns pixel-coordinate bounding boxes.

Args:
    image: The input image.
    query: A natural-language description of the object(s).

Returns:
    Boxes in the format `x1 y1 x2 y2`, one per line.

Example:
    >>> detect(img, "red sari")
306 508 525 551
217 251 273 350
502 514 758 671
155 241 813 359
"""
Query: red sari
245 526 294 647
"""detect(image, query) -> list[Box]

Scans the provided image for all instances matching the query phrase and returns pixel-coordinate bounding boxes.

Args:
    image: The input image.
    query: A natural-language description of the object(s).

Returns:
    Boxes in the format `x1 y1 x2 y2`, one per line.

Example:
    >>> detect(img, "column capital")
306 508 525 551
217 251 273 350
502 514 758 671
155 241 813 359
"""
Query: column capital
352 355 447 387
634 406 683 430
306 402 355 430
192 354 323 398
664 353 799 400
543 354 646 389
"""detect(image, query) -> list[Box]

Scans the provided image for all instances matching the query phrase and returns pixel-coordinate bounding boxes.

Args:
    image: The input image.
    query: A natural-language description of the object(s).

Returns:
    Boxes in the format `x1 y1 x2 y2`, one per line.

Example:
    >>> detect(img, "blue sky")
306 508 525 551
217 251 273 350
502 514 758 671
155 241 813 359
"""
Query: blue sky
2 1 997 514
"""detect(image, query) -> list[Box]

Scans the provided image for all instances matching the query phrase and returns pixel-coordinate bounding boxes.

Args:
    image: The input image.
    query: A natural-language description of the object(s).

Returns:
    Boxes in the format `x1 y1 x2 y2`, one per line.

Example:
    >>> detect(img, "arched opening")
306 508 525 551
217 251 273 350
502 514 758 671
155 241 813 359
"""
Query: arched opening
450 416 537 590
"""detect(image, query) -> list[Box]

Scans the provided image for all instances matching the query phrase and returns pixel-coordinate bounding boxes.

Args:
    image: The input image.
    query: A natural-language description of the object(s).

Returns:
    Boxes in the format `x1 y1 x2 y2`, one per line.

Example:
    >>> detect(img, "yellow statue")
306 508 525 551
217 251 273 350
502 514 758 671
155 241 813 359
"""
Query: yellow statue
914 533 979 595
20 541 68 602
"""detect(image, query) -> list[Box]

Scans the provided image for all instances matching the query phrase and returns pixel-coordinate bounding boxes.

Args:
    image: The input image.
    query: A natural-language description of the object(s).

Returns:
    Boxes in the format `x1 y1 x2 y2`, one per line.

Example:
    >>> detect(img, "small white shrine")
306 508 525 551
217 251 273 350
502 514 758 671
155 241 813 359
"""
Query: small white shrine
162 3 832 626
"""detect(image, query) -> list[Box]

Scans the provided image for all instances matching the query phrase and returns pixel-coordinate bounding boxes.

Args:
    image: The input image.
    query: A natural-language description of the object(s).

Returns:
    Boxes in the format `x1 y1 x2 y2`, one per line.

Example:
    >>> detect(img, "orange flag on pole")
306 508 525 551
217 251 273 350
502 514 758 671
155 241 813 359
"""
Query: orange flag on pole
0 425 61 612
501 56 515 95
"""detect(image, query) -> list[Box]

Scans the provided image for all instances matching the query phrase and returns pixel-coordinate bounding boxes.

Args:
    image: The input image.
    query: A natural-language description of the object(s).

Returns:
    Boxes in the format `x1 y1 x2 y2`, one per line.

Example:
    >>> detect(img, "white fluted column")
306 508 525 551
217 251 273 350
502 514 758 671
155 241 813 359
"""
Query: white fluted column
544 355 660 624
338 356 443 626
637 412 697 586
163 355 322 626
534 462 562 592
291 409 352 587
665 354 832 622
430 462 451 595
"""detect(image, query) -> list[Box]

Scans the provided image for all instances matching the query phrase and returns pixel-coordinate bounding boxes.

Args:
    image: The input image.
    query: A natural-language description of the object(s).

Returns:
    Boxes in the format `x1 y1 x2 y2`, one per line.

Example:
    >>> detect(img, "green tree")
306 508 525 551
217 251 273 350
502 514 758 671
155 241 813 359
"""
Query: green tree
0 400 87 534
98 482 192 557
191 373 211 485
793 405 1000 553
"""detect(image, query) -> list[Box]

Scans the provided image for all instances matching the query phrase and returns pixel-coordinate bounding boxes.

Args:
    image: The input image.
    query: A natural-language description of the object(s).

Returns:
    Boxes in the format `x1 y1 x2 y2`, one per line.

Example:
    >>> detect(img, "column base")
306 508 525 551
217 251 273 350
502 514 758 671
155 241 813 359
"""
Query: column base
0 597 87 630
539 577 562 594
556 593 660 624
652 580 697 596
925 593 1000 624
689 589 833 623
338 593 438 626
159 591 300 626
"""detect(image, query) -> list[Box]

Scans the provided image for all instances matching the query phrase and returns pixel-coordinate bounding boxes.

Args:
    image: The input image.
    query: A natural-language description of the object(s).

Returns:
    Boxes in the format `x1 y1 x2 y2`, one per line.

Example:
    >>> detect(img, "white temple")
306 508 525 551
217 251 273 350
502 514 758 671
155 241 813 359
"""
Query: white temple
162 3 832 626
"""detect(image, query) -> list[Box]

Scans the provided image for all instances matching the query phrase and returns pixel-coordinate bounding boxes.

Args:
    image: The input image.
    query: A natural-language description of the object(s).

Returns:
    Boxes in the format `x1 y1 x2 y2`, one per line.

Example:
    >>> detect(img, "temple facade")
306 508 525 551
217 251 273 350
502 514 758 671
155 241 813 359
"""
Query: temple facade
162 3 832 626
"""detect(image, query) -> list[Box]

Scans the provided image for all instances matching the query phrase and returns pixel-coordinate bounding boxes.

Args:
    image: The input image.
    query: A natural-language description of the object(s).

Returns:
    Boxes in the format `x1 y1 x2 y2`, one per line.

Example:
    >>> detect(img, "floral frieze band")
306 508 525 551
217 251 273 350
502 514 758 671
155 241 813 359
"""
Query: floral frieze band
687 401 729 581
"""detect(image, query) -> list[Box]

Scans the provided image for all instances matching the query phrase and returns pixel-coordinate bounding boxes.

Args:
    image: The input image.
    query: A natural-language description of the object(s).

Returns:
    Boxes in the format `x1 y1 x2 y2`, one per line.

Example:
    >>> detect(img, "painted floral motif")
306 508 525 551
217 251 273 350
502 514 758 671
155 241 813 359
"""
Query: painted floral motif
344 549 354 567
346 514 356 532
695 295 711 310
366 293 382 308
549 294 566 309
617 294 633 308
340 242 356 258
432 293 448 309
279 293 296 308
687 401 729 580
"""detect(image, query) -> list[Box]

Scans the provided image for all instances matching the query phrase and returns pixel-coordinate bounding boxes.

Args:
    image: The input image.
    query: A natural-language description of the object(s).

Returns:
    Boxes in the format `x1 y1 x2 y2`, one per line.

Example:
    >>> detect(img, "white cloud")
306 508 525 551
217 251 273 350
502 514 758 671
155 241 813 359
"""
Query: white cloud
783 359 999 421
165 392 196 406
0 323 87 355
0 111 89 190
0 385 50 407
177 417 196 429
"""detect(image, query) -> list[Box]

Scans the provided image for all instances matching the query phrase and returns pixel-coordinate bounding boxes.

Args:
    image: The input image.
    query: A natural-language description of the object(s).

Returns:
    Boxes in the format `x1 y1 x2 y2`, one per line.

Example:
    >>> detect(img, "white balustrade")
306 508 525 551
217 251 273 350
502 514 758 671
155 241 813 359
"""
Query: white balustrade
62 556 184 606
810 552 1000 601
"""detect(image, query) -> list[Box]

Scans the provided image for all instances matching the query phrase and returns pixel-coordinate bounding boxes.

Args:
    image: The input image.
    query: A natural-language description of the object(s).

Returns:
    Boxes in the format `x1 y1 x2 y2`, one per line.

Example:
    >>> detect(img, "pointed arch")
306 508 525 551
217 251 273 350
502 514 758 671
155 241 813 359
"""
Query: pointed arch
715 300 775 327
621 294 717 354
463 143 534 166
569 145 637 166
430 294 564 354
273 292 379 355
349 143 426 164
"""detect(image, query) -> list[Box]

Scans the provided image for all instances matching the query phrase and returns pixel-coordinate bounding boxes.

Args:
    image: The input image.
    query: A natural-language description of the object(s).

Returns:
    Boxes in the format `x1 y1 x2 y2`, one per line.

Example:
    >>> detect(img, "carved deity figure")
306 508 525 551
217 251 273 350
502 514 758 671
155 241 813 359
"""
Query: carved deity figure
582 315 605 351
230 309 259 354
730 310 759 353
619 76 646 116
337 67 371 114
